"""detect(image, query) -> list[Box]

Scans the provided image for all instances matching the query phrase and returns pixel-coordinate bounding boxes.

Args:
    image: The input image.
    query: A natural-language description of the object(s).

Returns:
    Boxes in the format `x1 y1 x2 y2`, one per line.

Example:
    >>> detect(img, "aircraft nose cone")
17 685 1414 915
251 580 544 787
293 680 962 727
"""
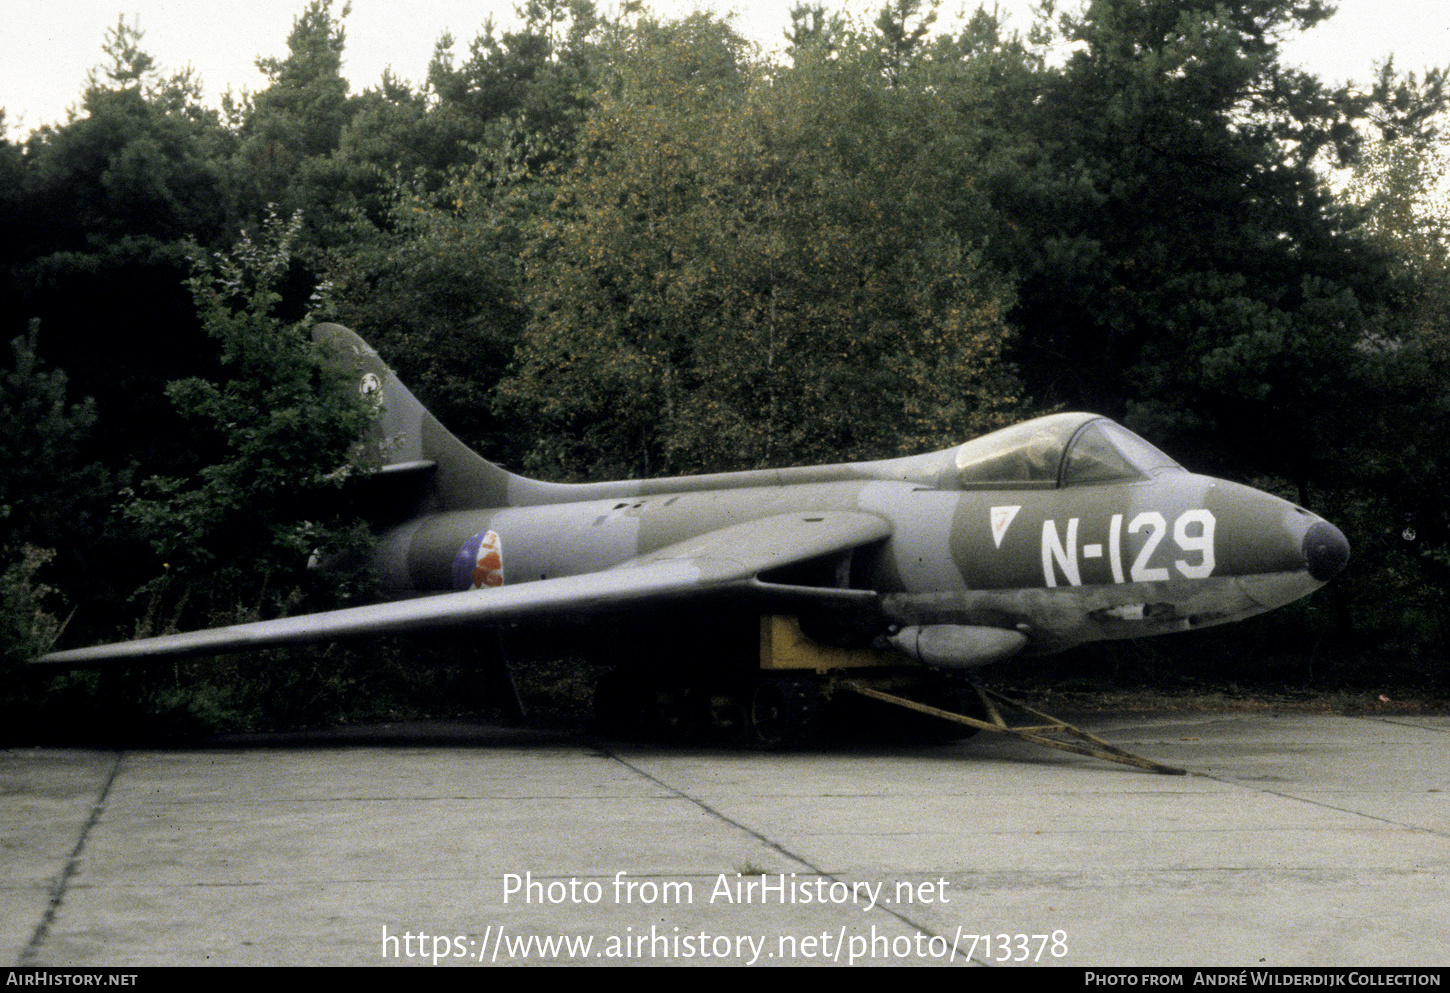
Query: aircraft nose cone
1303 520 1350 582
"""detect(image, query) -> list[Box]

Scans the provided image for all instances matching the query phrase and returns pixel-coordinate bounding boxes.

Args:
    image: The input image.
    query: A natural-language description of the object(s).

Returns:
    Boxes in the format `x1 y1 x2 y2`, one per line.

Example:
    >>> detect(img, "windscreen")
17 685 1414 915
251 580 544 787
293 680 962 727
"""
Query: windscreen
1061 421 1182 486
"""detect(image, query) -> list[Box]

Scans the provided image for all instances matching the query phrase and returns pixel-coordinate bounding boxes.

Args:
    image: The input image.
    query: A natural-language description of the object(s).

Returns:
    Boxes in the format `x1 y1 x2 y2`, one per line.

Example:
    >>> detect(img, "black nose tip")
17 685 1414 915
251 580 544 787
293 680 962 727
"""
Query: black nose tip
1303 520 1350 582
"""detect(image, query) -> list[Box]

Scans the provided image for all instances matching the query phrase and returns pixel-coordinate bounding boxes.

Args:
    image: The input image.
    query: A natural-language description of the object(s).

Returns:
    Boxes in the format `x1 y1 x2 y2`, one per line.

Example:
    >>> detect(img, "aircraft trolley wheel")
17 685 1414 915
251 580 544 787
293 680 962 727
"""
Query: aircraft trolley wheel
749 675 825 750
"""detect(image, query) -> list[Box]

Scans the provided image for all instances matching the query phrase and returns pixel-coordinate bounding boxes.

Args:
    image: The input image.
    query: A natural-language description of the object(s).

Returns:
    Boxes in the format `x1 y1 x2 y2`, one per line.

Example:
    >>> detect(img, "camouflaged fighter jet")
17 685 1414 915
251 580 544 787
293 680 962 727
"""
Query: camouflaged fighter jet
37 324 1350 737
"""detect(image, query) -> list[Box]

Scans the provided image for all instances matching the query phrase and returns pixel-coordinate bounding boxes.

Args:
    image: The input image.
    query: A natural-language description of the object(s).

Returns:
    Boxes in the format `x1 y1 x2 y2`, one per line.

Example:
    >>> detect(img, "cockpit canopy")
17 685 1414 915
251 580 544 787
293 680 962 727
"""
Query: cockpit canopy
953 413 1182 489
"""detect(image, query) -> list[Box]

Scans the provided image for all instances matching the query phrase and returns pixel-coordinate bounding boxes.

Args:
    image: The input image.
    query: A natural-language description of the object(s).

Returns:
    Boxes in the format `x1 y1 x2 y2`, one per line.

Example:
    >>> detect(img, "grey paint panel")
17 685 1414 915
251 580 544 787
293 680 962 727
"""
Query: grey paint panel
624 510 891 576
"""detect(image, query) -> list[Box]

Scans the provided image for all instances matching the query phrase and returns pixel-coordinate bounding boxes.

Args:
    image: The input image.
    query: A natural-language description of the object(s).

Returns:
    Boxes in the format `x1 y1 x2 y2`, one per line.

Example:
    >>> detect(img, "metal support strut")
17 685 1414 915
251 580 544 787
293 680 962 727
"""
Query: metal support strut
839 679 1188 776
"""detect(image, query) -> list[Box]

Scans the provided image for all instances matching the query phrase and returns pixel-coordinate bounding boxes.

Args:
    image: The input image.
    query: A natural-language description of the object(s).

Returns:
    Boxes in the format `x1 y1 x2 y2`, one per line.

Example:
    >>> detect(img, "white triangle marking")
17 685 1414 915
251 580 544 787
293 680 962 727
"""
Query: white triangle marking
991 505 1021 549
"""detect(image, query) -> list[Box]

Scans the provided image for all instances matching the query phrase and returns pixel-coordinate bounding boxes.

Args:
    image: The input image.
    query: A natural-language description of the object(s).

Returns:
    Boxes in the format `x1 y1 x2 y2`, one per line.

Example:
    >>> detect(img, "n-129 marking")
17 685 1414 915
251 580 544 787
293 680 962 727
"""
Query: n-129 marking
1042 510 1215 587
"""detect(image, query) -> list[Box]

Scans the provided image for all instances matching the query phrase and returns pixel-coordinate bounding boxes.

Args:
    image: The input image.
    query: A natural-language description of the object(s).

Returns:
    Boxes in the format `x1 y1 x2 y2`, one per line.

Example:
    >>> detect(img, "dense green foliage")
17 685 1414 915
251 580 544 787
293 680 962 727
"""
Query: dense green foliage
3 0 1449 732
123 208 380 627
501 15 1020 479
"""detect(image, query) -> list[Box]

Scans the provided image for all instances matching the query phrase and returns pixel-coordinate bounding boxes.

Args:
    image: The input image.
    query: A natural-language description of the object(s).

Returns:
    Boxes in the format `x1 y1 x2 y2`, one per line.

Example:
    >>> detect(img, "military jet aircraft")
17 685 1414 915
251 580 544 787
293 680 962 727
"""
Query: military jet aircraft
37 324 1350 743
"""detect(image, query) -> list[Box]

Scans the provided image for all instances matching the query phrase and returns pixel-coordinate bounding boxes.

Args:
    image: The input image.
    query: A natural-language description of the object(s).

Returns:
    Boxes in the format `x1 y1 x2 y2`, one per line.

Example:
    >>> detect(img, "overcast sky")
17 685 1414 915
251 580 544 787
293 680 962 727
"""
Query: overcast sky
2 0 1447 136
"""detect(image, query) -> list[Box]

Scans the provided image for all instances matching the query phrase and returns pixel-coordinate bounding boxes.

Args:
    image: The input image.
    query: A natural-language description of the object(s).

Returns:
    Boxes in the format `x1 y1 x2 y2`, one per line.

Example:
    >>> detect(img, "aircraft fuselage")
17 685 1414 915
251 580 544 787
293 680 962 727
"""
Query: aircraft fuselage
373 467 1338 659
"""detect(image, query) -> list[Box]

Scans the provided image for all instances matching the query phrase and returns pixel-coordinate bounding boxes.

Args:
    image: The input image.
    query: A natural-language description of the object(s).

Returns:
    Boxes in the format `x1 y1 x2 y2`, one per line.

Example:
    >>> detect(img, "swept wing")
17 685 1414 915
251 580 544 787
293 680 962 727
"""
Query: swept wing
35 511 890 667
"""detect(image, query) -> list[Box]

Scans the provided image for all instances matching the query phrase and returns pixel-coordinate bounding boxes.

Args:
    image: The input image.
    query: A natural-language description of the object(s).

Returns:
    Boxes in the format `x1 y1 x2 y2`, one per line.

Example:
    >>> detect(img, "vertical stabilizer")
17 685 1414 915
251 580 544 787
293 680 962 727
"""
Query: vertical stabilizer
314 323 526 510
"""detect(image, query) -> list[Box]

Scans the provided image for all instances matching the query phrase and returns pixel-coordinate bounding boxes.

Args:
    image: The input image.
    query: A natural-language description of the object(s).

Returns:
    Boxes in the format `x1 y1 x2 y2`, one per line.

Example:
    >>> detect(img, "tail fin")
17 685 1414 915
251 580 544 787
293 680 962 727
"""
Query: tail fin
315 323 527 511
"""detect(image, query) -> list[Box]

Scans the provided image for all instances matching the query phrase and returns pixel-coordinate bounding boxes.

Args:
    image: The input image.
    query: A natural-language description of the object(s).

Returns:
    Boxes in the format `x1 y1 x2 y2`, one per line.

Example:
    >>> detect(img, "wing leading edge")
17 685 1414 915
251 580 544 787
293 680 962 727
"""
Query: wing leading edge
34 511 891 668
